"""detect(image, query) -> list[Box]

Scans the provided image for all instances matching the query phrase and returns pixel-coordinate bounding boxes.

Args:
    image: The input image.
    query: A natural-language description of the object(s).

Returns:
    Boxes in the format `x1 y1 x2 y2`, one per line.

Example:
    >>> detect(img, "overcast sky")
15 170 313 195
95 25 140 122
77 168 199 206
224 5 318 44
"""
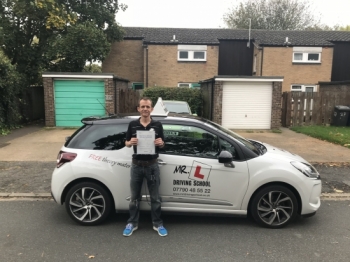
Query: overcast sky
116 0 350 29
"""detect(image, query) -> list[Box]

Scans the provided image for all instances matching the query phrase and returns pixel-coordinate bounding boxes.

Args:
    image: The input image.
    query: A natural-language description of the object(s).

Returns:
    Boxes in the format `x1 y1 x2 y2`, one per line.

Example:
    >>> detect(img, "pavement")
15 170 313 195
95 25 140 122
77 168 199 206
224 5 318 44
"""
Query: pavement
0 124 349 199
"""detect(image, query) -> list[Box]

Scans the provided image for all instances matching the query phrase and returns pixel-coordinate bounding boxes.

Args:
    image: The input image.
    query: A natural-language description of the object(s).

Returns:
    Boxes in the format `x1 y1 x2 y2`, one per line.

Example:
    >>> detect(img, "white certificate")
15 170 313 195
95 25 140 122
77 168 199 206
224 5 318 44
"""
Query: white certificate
136 130 155 154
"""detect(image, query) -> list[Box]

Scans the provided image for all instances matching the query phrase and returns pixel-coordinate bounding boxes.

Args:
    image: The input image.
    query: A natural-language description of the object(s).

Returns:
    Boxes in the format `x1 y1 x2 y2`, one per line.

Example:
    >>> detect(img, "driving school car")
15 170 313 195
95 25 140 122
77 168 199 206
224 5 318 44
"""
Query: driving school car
51 110 321 229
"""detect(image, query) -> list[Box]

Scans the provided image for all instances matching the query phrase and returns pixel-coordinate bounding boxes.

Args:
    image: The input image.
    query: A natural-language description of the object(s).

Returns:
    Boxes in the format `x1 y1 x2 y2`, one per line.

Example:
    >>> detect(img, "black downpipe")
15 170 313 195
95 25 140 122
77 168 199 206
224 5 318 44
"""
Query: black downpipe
114 79 117 114
145 46 148 87
210 79 214 121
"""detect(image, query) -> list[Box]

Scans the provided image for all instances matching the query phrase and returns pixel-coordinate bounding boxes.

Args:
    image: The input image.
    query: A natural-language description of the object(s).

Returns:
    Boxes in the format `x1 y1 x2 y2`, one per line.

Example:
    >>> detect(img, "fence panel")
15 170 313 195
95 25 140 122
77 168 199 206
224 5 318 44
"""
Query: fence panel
118 87 141 113
282 91 350 127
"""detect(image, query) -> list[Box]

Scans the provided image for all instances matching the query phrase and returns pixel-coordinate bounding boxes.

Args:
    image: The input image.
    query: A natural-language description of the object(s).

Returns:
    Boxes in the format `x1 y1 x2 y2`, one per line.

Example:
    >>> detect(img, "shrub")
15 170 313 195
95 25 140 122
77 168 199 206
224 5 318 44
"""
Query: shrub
142 87 203 116
0 50 25 132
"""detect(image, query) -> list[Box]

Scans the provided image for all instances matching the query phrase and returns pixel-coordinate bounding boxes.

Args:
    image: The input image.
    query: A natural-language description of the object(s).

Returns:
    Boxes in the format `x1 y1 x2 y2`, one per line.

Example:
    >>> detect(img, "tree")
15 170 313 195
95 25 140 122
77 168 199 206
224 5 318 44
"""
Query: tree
0 0 127 85
223 0 320 30
47 22 111 72
0 50 24 131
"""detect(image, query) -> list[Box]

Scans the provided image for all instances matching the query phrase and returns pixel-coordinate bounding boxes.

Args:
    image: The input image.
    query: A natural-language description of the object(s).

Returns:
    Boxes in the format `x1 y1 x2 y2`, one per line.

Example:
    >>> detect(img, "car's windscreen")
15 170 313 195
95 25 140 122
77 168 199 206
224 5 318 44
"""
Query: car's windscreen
204 120 260 155
66 124 128 150
164 102 191 114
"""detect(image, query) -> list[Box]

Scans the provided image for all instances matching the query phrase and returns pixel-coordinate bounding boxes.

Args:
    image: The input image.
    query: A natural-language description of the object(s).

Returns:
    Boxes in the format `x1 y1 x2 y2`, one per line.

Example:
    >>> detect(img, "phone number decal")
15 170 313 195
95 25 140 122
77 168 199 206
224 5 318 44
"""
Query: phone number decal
172 187 211 197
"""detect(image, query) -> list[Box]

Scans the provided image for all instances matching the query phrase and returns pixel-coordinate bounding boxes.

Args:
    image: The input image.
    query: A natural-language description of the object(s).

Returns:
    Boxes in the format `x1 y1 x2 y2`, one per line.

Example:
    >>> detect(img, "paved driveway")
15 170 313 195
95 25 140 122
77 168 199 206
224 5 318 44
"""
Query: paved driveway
0 126 349 163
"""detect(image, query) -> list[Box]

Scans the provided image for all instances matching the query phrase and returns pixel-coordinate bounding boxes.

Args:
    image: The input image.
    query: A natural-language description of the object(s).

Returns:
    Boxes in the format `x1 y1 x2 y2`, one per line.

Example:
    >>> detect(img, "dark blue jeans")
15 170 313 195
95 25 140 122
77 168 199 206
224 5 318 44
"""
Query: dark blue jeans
127 162 163 227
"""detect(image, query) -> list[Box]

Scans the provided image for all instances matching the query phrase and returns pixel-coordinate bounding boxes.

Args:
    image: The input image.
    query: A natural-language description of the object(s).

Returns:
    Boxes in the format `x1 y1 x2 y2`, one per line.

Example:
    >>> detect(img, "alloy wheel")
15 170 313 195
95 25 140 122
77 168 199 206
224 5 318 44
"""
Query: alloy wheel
68 187 106 223
257 190 294 226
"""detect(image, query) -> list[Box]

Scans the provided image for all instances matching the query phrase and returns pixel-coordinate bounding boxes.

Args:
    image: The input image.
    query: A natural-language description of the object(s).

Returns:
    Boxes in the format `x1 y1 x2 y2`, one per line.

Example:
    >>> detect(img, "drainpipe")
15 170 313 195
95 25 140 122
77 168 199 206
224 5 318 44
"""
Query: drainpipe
143 44 148 87
260 47 264 76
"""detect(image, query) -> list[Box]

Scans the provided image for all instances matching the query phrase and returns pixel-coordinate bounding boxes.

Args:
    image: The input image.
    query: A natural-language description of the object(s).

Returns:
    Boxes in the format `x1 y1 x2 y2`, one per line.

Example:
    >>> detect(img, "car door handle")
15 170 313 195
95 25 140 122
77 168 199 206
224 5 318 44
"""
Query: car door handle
158 159 167 165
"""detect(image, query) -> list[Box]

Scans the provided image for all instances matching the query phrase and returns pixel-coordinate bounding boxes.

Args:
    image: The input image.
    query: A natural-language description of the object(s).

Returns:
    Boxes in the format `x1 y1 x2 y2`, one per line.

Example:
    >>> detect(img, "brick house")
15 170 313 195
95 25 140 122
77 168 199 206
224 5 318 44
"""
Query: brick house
103 27 350 93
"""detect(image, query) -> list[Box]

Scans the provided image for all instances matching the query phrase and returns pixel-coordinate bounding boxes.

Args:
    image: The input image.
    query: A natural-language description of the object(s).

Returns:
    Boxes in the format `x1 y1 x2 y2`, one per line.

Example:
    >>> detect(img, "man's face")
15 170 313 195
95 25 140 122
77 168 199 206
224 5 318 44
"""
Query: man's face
137 99 153 117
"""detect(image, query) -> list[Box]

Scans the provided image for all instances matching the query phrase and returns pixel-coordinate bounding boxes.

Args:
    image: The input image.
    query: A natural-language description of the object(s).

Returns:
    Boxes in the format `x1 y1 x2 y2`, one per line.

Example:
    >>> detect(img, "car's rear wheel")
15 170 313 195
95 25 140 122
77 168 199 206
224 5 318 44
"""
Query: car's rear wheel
65 182 112 226
250 185 298 228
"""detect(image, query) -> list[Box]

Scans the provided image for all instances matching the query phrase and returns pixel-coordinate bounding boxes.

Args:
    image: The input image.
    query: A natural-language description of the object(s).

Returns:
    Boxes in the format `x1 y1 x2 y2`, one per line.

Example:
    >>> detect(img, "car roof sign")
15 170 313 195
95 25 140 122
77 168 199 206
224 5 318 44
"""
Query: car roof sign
151 97 169 116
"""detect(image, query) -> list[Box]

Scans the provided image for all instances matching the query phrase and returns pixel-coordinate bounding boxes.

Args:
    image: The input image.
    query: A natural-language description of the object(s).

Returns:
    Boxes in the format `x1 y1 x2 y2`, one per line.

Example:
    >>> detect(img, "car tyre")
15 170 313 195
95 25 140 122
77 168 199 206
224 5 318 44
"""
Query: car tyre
250 185 298 229
65 182 112 226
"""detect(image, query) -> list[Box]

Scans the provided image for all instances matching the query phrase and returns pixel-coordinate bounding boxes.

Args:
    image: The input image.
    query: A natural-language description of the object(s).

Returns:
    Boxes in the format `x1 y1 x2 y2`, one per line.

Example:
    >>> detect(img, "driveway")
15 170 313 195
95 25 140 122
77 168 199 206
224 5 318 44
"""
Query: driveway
0 126 349 163
235 128 350 163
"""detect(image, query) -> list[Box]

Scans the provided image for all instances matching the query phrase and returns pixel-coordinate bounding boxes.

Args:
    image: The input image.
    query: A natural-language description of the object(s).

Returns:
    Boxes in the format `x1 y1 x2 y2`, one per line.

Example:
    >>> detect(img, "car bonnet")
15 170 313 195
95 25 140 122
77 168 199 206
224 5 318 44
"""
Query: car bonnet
258 141 308 163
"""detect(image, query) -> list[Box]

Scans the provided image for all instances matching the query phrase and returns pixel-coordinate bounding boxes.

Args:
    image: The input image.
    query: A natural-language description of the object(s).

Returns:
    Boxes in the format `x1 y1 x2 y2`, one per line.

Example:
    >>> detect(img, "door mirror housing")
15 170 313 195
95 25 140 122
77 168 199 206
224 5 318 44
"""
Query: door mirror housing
218 151 233 163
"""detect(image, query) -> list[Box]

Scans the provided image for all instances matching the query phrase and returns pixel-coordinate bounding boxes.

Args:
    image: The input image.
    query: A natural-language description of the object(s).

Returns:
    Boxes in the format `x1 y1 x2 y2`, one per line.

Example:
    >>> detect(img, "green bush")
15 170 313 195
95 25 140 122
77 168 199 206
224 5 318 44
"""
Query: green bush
142 87 203 116
0 50 25 133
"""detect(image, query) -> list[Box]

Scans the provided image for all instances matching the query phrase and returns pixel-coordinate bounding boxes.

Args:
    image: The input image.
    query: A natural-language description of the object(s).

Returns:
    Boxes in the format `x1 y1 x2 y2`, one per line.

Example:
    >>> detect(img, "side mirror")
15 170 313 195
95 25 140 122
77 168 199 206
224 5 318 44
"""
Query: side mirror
218 151 233 163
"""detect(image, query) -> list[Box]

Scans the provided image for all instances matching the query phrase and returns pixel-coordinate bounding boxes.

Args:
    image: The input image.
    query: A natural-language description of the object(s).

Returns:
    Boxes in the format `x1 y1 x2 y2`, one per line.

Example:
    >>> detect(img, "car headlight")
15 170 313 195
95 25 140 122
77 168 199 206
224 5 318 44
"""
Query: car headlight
291 161 320 179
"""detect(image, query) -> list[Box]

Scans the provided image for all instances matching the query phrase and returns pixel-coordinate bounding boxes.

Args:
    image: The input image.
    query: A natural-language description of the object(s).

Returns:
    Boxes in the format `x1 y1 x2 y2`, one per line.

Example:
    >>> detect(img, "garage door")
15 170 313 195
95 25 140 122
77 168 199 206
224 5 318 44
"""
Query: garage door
222 82 272 129
54 80 105 127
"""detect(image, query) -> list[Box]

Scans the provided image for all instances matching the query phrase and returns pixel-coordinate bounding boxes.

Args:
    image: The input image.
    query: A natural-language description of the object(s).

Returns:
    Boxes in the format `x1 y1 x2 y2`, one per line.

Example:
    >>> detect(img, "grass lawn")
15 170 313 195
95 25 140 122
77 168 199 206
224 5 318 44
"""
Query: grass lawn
290 126 350 149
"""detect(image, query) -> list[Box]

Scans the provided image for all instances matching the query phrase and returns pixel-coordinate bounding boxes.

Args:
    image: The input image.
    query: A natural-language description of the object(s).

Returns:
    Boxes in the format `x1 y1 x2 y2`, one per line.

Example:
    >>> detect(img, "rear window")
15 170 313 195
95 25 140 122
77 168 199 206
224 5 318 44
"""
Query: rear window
66 124 128 150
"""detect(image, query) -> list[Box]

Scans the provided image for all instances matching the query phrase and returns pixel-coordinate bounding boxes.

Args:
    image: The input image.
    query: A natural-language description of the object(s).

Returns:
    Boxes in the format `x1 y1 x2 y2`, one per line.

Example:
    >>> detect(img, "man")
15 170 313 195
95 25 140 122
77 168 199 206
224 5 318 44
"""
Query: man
123 97 167 237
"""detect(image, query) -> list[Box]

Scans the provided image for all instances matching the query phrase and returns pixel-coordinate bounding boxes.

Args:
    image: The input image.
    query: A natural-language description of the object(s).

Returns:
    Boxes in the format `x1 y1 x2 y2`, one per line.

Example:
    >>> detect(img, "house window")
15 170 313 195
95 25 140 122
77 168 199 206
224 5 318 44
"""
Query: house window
178 83 191 88
177 83 200 88
177 45 207 61
132 82 144 90
291 85 317 92
292 47 322 63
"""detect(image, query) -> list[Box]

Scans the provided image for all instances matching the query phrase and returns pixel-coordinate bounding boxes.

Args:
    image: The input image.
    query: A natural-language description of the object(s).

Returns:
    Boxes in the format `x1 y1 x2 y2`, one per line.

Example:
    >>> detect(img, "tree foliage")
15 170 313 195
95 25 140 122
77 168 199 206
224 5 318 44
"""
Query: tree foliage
0 50 24 131
223 0 319 30
0 0 126 85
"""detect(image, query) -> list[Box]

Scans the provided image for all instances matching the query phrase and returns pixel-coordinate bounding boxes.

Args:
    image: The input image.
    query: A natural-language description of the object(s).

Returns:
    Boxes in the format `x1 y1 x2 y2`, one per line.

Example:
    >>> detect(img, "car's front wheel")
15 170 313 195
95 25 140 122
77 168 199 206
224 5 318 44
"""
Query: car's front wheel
65 182 112 226
250 185 298 228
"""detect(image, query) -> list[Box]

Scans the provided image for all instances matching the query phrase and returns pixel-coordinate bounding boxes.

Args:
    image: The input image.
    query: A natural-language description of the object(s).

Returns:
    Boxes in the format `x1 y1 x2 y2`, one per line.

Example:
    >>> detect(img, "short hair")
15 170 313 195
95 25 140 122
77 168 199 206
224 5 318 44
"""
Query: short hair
138 97 153 107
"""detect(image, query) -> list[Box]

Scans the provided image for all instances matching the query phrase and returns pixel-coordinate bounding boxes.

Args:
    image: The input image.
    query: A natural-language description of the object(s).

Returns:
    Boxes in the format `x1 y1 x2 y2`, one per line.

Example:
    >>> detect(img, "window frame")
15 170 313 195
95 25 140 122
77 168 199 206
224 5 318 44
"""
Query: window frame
177 45 207 62
292 47 322 64
291 85 317 92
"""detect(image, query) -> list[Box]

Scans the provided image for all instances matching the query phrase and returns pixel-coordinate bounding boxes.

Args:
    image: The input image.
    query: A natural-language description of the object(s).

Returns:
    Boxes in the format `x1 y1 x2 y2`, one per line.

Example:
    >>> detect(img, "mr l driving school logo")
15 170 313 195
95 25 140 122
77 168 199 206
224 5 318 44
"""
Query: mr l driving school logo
188 161 211 181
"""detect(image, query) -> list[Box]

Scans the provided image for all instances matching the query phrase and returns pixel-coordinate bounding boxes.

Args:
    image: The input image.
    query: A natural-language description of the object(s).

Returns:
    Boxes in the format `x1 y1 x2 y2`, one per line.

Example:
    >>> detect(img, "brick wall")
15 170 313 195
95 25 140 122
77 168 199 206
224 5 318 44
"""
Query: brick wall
262 47 333 92
102 40 144 84
43 78 55 126
147 45 218 87
105 78 115 115
271 81 282 129
212 81 223 125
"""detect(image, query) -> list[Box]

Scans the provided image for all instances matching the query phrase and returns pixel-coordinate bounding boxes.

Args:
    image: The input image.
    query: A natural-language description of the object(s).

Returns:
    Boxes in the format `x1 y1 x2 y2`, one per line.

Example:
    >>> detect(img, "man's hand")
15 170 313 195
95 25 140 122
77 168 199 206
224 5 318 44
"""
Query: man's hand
155 138 164 148
126 138 138 147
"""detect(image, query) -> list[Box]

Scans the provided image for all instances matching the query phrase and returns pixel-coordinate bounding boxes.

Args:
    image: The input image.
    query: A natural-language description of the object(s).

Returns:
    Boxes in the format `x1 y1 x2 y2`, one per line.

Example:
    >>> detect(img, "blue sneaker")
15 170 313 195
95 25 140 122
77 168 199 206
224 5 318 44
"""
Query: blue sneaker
153 225 168 237
123 223 138 236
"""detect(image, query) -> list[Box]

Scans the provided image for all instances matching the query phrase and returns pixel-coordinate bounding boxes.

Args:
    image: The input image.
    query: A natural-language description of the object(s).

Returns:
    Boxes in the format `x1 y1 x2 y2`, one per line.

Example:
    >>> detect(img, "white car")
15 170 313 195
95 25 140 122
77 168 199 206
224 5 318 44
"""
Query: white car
162 100 193 115
51 114 321 228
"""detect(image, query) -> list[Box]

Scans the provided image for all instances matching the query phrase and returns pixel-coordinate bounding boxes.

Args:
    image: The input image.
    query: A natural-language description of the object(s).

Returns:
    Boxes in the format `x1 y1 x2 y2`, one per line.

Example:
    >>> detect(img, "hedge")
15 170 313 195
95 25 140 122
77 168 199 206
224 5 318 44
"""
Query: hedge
142 87 203 116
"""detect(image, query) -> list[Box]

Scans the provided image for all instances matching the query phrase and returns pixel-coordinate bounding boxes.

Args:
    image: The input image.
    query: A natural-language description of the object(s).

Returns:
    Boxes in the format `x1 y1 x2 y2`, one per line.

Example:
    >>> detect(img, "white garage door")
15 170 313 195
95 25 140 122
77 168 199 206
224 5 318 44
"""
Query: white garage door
222 82 272 129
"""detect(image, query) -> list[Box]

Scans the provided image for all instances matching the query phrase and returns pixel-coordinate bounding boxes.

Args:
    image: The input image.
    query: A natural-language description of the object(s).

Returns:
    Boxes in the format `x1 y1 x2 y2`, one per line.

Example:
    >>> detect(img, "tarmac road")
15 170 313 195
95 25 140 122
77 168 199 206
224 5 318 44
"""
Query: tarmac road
1 200 350 262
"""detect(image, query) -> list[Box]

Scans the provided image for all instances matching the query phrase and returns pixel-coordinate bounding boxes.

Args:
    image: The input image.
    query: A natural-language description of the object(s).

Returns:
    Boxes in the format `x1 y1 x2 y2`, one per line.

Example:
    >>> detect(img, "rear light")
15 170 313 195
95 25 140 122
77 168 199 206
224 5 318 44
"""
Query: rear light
57 151 77 168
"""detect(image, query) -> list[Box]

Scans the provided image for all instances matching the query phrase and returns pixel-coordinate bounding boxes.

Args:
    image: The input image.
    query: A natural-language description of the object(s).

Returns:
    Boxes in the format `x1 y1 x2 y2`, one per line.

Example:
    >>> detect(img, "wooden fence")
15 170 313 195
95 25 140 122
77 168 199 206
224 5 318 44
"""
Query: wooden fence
117 87 142 113
281 91 350 127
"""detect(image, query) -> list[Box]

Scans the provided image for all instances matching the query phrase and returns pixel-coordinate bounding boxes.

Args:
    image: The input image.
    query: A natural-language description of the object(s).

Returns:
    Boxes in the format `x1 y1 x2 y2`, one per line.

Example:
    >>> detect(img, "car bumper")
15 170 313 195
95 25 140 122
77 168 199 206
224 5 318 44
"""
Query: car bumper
51 163 75 205
300 179 322 215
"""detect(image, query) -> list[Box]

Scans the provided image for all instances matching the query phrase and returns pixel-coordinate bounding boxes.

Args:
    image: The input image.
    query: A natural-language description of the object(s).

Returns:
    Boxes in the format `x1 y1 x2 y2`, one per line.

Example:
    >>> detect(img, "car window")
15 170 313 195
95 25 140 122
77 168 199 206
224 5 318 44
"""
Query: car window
160 124 219 158
219 138 239 160
66 124 128 150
